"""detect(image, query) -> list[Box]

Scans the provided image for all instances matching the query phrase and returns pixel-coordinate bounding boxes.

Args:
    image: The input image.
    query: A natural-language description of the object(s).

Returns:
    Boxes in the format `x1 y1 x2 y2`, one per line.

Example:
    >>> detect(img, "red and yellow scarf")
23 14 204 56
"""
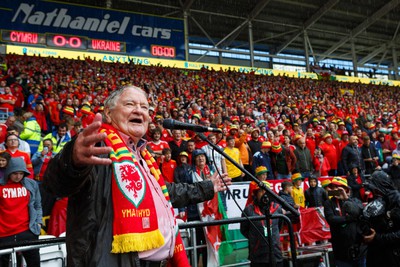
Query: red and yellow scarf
101 124 172 253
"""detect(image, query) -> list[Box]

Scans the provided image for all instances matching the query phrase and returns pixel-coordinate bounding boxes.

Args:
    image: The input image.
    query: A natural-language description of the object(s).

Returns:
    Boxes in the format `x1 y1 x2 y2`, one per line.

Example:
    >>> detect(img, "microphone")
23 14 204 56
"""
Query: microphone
162 119 222 133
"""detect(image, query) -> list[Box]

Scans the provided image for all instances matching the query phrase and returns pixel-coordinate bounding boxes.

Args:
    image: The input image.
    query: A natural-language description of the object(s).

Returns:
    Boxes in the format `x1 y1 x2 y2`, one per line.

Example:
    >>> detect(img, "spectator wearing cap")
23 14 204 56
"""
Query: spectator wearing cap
294 137 313 179
270 142 296 179
361 135 380 175
168 129 188 161
252 141 274 180
0 157 42 267
80 104 95 128
245 166 269 206
241 180 283 267
224 135 244 182
19 112 42 155
319 133 338 176
304 176 328 208
323 177 367 267
291 173 305 208
342 135 365 175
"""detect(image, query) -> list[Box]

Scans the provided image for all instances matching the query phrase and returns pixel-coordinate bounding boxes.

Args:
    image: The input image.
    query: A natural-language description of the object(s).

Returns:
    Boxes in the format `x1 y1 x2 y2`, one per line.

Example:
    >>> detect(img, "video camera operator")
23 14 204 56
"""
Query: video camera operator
363 171 400 267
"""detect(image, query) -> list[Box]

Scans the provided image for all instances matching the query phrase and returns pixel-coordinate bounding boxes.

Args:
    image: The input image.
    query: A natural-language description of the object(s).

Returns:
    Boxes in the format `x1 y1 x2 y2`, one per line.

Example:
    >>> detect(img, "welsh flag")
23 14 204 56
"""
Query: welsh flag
299 207 331 244
199 192 233 266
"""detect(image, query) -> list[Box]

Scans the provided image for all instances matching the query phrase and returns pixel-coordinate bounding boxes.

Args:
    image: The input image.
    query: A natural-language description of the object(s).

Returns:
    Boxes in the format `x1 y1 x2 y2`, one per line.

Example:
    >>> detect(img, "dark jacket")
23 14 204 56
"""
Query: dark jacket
240 202 283 264
278 190 299 223
342 143 364 174
168 139 188 161
43 138 214 267
323 197 367 261
304 186 327 207
361 143 379 175
294 145 313 173
271 147 297 176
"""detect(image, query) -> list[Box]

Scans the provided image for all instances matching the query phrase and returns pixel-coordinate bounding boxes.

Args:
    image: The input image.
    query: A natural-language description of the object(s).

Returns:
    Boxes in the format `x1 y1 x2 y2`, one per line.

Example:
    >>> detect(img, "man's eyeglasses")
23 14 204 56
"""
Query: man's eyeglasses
7 139 19 142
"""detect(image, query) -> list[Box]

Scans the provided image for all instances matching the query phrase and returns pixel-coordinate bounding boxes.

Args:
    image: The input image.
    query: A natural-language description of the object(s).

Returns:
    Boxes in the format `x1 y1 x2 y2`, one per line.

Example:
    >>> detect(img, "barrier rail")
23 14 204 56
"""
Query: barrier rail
0 215 333 267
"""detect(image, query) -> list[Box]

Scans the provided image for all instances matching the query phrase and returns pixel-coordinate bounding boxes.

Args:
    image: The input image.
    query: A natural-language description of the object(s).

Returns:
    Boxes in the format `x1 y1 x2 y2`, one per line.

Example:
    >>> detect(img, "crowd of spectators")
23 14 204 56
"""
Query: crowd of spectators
1 53 400 188
2 53 400 261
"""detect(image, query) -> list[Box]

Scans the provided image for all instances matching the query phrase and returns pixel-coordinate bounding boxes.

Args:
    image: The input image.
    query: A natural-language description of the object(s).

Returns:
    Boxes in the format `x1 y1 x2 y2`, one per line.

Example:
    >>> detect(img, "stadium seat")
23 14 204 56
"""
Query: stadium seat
38 235 65 267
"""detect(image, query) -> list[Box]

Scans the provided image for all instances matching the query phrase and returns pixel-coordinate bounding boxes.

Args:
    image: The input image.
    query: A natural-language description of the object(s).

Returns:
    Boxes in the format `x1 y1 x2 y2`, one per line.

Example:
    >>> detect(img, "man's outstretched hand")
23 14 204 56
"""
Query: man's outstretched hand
210 172 231 193
72 113 112 167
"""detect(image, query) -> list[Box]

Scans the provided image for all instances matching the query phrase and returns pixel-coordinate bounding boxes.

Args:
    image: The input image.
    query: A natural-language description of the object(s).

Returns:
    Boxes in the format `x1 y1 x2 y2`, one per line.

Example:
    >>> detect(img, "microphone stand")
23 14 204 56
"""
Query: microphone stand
196 133 299 266
261 194 276 267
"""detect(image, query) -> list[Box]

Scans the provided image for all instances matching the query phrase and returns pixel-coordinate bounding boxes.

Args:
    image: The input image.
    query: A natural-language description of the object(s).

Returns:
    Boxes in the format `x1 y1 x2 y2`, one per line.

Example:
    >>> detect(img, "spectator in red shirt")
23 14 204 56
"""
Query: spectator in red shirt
148 127 170 159
5 134 34 179
0 157 42 267
0 86 16 116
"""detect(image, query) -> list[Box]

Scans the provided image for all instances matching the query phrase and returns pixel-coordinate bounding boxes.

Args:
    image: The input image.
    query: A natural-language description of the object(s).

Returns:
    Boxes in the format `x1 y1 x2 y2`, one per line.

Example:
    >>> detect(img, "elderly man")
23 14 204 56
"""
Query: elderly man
44 85 230 267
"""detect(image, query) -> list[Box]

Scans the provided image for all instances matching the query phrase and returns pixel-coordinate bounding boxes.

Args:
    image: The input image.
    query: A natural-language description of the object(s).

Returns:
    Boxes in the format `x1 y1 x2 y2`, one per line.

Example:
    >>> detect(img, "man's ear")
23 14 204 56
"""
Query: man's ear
104 108 112 123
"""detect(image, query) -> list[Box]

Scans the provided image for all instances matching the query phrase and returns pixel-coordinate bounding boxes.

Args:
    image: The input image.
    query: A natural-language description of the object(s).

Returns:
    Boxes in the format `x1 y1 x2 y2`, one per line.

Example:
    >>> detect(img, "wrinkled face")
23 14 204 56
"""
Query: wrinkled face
105 88 150 143
172 130 182 141
194 154 206 167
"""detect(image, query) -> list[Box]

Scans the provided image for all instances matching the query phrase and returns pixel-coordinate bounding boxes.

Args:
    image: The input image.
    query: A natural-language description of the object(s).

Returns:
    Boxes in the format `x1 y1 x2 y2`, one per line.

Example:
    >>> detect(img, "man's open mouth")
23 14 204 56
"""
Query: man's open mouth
130 118 143 123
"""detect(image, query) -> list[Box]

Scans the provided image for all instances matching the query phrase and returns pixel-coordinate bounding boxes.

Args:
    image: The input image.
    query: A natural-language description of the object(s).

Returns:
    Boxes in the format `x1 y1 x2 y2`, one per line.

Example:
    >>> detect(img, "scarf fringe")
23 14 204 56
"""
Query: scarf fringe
111 230 165 253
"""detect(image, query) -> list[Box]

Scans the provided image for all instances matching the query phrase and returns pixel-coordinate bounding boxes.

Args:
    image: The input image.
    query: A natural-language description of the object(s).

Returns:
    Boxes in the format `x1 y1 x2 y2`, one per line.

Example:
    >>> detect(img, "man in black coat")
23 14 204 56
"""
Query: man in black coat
342 135 364 175
360 135 380 175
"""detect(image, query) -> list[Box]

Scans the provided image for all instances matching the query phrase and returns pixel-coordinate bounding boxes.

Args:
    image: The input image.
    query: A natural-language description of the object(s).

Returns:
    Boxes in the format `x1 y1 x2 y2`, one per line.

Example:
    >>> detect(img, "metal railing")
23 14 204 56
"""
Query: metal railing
0 214 333 267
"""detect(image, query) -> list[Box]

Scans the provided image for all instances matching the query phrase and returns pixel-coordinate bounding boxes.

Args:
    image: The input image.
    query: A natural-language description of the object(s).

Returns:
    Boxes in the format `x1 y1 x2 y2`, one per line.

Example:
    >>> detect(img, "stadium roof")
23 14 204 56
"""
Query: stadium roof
64 0 400 68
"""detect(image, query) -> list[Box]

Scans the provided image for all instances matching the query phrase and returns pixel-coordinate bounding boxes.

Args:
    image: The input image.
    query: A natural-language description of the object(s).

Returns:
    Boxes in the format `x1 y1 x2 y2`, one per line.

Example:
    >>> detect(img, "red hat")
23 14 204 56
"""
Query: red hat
80 105 94 116
261 141 272 149
62 106 75 117
293 134 303 143
271 142 282 153
323 133 332 140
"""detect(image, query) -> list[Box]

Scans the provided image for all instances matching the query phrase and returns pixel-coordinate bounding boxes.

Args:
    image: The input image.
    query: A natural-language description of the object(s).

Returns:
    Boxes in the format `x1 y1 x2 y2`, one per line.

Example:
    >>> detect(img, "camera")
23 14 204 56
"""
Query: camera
328 189 341 196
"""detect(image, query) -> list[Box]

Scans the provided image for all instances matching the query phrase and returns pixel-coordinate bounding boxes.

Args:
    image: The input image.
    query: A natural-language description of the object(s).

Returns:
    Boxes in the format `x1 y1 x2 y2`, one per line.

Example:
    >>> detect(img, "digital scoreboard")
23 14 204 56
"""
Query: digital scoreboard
0 1 185 59
1 30 128 53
